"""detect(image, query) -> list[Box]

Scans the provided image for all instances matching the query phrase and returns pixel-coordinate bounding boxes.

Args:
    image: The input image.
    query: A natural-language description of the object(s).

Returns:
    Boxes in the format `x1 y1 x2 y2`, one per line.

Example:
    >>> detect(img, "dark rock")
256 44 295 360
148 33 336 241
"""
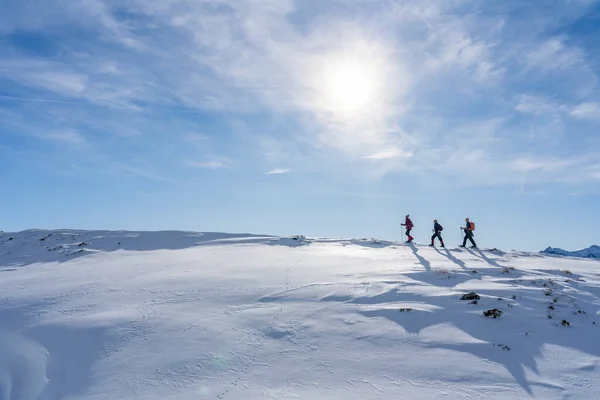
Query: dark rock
461 291 480 301
399 308 412 312
484 309 502 318
561 320 570 327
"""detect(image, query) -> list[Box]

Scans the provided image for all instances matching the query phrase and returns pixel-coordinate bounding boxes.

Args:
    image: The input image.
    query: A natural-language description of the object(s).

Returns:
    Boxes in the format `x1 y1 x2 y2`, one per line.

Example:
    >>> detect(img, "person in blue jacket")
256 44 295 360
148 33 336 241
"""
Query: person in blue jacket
430 219 444 247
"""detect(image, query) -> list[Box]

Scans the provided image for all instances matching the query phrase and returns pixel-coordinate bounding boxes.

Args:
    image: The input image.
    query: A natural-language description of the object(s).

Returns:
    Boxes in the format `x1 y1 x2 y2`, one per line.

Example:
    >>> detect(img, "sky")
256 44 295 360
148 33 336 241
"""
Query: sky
1 0 600 252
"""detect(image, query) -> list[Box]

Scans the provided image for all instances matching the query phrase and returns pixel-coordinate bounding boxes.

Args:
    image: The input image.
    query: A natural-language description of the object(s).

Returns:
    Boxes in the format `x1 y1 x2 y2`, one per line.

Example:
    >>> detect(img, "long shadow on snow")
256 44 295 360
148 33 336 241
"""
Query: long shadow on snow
405 264 555 298
467 247 505 268
434 247 467 269
407 243 431 271
352 287 600 395
258 266 600 395
404 270 486 288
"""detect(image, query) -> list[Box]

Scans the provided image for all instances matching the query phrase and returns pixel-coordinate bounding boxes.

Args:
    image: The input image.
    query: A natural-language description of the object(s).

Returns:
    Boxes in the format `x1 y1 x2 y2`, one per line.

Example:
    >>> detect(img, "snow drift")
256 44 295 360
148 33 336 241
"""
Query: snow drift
1 230 599 399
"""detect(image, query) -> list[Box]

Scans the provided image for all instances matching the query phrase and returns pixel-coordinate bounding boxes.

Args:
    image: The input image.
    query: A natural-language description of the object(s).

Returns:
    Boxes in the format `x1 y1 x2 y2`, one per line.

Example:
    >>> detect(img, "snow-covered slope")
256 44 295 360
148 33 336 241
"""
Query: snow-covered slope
1 230 599 399
541 245 600 259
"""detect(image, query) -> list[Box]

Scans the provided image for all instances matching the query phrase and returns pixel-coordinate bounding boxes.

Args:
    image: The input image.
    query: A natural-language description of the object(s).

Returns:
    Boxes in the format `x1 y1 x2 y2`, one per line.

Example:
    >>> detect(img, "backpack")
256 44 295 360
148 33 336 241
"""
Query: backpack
439 225 444 231
469 222 475 231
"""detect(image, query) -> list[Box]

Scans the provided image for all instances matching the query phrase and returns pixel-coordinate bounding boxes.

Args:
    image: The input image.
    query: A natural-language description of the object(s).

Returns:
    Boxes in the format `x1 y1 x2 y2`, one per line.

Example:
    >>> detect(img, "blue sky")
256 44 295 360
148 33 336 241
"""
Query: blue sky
1 0 600 251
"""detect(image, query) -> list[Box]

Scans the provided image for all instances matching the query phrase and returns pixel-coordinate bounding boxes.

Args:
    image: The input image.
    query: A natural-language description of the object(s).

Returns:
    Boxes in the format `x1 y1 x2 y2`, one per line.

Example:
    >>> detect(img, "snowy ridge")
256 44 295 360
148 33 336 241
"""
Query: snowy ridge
541 245 600 259
1 230 599 399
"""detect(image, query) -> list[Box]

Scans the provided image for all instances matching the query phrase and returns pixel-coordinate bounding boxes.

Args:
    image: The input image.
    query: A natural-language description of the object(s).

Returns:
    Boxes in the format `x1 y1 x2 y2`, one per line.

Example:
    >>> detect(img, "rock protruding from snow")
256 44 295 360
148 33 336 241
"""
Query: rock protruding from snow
268 235 312 247
460 291 481 301
483 309 503 318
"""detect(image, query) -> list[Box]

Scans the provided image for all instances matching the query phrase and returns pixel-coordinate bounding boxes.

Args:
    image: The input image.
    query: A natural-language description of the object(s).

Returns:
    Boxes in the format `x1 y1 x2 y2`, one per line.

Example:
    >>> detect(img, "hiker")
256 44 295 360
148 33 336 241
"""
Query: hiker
401 214 414 243
430 219 444 247
460 218 477 248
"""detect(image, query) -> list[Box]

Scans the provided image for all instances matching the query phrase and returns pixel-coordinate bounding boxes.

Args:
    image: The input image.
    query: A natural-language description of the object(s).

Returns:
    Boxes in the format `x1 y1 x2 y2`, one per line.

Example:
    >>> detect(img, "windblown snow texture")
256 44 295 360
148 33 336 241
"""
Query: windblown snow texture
1 230 599 399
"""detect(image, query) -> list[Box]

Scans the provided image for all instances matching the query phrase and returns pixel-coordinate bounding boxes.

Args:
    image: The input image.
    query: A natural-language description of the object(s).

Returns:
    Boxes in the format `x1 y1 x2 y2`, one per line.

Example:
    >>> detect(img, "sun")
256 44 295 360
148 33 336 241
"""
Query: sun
321 59 378 113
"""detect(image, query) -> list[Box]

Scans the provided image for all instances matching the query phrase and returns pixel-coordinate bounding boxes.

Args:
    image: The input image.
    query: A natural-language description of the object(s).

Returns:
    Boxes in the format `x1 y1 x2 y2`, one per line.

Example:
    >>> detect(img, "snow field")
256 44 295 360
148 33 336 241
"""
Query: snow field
0 230 599 399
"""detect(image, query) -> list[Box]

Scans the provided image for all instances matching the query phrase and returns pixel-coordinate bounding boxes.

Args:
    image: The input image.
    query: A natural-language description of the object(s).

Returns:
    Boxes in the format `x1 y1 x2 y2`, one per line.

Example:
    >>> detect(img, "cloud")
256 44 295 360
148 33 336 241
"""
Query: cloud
42 130 87 145
105 163 175 183
362 149 412 160
184 133 210 142
523 37 584 71
515 95 561 115
187 161 228 170
1 0 599 189
265 168 291 175
570 102 600 120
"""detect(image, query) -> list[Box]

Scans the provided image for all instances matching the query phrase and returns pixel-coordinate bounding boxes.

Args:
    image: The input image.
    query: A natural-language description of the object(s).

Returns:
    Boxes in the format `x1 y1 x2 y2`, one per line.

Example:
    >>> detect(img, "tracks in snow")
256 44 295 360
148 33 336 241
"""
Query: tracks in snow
216 245 320 399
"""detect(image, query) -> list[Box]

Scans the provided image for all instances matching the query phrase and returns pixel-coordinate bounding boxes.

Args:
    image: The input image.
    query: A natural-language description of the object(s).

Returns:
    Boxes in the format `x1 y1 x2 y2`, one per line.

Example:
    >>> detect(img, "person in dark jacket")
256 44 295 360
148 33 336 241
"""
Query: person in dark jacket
401 214 414 243
430 219 444 247
460 218 477 248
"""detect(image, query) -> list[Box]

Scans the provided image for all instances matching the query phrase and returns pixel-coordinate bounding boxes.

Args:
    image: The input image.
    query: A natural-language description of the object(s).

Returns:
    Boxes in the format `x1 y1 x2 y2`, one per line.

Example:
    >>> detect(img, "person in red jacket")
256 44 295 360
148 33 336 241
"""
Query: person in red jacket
401 214 414 243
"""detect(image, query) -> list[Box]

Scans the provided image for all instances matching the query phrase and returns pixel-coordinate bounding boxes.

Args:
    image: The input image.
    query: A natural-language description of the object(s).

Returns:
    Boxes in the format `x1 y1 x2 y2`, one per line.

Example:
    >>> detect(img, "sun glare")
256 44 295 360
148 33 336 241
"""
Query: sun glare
322 59 378 113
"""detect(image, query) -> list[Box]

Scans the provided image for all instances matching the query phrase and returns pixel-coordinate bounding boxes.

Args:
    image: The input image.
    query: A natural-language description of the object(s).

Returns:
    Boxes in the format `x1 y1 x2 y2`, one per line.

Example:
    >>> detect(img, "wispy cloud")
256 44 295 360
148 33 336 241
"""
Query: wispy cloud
184 133 210 142
570 102 600 120
265 168 291 175
39 130 89 148
1 0 599 190
524 37 584 71
187 161 228 170
515 95 561 115
362 149 412 160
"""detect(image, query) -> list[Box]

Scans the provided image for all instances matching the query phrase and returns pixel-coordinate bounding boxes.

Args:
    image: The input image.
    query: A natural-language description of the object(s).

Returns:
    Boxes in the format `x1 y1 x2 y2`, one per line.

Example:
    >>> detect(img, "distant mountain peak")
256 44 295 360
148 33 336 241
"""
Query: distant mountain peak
541 245 600 259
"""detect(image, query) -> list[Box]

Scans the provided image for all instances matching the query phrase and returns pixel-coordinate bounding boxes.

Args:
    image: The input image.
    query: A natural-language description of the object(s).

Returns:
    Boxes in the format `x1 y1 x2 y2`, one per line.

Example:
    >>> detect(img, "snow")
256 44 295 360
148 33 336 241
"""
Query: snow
1 229 600 399
541 245 600 259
